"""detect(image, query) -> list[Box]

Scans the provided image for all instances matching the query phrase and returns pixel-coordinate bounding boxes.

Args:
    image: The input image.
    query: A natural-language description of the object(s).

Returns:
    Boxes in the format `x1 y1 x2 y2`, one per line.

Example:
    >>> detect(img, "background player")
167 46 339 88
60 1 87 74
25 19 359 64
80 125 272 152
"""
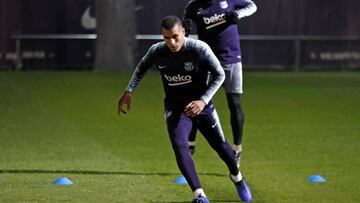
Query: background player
118 16 252 203
183 0 257 167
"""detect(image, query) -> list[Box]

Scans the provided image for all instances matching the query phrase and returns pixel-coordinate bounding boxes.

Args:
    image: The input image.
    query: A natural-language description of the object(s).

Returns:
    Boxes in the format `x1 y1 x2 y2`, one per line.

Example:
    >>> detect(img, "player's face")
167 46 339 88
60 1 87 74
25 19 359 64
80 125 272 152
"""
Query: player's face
162 24 185 53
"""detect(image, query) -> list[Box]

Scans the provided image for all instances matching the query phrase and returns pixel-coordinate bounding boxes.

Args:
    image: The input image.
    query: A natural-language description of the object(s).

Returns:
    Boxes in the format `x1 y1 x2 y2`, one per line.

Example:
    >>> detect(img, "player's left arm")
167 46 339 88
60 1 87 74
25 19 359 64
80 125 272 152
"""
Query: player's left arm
185 41 225 117
200 42 225 105
226 0 257 22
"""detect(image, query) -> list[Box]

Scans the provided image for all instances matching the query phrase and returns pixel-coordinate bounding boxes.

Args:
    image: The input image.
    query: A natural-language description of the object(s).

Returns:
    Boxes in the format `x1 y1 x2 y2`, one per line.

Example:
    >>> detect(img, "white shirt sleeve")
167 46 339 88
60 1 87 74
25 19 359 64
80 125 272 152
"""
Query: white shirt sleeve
234 0 257 19
199 42 225 104
126 44 157 93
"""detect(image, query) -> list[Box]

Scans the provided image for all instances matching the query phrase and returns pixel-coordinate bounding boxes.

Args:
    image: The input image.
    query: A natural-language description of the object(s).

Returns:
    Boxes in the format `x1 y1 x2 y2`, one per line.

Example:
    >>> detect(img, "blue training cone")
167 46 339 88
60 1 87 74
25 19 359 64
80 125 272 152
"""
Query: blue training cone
53 177 74 185
308 175 326 183
174 175 188 184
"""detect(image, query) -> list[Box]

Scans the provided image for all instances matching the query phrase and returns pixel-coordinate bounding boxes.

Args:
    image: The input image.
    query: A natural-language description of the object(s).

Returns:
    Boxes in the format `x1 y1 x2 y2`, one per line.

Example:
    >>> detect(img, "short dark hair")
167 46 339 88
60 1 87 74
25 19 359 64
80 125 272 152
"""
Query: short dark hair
161 15 183 30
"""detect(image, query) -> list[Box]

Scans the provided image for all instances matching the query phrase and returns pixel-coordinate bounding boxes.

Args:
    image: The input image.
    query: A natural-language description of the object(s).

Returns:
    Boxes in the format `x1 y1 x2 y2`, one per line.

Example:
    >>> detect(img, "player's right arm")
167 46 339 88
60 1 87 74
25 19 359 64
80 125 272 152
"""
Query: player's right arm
118 90 132 115
118 45 157 115
224 0 257 24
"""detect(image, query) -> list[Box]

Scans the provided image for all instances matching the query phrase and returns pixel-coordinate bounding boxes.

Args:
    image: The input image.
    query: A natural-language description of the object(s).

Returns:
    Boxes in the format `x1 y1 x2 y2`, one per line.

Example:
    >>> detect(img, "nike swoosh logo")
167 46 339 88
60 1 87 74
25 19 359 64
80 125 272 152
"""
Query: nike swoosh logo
212 123 217 128
197 9 204 15
159 65 167 69
81 6 96 30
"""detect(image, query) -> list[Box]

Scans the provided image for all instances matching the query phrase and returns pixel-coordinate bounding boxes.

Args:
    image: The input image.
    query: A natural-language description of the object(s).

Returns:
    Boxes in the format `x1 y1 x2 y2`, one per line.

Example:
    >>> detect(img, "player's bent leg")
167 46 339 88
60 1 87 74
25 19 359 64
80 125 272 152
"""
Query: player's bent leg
196 109 239 175
197 109 252 201
196 108 252 202
165 110 202 191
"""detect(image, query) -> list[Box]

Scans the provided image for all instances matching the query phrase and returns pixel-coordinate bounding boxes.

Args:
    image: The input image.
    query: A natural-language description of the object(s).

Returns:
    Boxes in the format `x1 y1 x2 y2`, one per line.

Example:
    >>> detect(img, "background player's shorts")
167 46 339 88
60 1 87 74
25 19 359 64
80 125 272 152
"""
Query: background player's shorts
222 62 243 94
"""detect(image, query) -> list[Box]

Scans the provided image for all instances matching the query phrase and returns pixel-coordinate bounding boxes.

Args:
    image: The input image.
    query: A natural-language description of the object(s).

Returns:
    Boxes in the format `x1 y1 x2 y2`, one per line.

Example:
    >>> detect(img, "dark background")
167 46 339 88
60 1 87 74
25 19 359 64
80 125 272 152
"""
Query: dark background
1 0 359 70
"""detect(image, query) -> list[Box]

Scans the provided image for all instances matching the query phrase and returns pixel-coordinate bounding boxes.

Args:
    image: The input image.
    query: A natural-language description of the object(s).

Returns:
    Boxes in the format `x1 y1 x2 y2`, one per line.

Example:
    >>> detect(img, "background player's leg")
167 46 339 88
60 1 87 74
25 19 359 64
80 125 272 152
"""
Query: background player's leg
188 126 197 155
223 62 244 167
226 93 244 146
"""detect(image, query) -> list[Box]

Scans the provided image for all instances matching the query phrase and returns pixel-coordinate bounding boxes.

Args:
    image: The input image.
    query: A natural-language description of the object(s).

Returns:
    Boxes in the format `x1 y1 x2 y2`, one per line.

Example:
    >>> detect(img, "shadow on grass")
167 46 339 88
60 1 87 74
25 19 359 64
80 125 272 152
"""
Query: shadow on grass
0 169 226 177
158 200 239 203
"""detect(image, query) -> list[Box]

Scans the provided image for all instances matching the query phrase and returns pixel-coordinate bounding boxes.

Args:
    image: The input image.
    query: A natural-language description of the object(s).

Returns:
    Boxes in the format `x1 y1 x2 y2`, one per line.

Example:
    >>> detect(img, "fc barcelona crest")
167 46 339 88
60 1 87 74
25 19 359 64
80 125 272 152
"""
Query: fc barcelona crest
220 0 228 9
184 62 194 71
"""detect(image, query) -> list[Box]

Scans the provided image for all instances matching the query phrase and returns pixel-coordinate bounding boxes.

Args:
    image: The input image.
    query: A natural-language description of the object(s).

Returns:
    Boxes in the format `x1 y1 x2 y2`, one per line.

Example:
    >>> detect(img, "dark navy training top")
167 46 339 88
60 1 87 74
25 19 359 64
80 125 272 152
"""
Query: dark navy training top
126 37 225 111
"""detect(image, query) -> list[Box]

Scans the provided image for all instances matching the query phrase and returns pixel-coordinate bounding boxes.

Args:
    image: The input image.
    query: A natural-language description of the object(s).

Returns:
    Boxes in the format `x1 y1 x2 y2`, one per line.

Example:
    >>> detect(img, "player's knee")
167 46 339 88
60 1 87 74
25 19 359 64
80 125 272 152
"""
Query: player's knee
172 141 189 153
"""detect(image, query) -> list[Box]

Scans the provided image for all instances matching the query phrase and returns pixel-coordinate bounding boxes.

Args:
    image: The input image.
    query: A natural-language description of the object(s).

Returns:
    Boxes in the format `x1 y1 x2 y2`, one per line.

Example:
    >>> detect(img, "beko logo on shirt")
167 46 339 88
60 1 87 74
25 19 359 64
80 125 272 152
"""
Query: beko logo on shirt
203 14 225 24
164 74 192 86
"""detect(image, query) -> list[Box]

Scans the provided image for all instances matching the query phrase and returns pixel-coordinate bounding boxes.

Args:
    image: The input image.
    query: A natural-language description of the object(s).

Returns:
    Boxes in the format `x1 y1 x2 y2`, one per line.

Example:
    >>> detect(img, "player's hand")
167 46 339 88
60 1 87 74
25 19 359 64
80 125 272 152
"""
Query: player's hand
225 11 238 24
118 91 132 115
184 100 206 117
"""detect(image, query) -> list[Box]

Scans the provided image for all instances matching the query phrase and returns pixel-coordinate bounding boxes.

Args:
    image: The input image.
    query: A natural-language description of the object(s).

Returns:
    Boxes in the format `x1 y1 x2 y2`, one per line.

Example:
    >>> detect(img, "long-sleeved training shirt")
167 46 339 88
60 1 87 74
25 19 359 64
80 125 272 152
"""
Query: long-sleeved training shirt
126 37 225 111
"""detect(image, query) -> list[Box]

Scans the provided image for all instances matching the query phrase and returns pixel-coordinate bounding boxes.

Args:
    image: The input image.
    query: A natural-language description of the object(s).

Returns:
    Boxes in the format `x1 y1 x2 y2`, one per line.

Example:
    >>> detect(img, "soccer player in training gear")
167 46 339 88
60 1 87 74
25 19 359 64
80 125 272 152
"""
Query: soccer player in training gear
118 15 252 203
183 0 257 168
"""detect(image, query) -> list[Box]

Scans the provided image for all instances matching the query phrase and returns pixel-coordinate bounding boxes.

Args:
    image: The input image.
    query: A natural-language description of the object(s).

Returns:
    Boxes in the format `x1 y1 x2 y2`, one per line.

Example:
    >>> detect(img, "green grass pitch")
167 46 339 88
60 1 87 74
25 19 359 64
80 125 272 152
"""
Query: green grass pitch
0 71 359 202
